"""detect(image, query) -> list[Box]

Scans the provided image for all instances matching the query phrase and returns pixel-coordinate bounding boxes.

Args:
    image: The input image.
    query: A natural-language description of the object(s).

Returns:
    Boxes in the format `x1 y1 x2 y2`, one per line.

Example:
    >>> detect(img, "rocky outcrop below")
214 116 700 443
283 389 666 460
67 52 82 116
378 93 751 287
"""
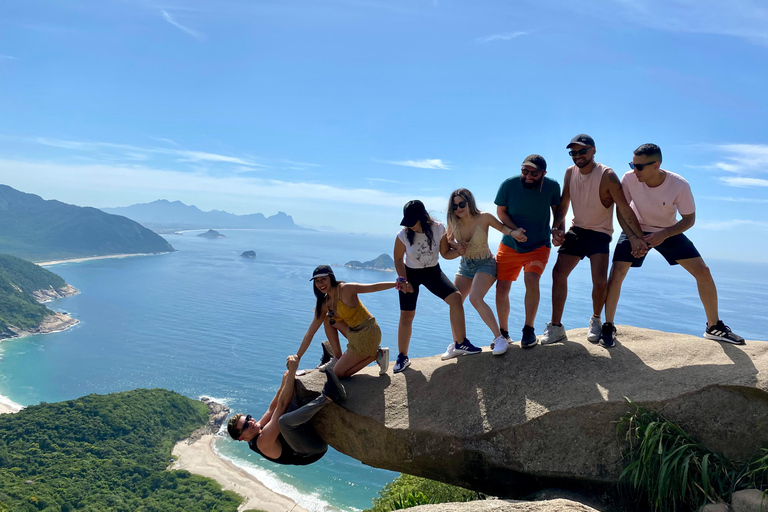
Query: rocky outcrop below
184 396 230 444
197 229 225 239
295 326 768 499
31 284 79 303
240 250 256 258
406 499 601 512
345 253 395 271
6 312 79 338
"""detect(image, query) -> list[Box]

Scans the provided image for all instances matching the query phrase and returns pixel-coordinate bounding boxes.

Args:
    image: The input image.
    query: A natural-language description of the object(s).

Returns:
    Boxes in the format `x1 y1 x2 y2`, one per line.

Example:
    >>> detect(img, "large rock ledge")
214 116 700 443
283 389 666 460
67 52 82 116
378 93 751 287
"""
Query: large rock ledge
295 326 768 498
31 284 80 303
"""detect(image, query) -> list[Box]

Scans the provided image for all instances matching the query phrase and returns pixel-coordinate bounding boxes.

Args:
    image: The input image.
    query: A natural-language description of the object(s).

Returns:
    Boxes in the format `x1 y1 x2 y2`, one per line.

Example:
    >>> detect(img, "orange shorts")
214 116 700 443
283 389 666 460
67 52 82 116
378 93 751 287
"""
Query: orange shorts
496 244 550 282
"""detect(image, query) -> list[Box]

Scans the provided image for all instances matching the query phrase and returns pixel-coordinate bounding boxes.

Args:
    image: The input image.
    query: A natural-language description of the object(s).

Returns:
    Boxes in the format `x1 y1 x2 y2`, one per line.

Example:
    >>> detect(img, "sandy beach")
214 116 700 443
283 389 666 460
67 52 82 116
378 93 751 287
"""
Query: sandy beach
171 435 308 512
0 395 23 414
36 252 168 266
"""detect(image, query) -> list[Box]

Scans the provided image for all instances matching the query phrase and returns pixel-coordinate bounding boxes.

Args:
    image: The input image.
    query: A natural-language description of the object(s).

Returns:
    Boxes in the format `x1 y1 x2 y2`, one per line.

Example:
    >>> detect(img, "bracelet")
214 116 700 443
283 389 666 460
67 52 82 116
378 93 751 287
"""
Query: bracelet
396 276 407 291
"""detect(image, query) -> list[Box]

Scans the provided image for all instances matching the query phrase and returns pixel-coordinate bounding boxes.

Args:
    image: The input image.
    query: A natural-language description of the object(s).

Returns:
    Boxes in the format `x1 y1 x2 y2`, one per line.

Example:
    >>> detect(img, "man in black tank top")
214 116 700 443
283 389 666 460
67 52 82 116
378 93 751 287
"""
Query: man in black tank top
227 356 346 465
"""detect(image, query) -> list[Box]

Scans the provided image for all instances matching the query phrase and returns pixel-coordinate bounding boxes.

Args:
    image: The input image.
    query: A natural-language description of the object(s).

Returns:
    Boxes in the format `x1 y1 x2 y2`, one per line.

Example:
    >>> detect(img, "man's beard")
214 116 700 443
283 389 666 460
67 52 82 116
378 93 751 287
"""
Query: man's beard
521 177 539 189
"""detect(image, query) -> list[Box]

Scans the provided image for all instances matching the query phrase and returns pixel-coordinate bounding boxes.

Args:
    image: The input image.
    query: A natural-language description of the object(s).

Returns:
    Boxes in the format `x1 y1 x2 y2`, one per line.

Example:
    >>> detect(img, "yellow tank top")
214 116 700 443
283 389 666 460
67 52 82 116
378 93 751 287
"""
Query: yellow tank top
329 297 373 328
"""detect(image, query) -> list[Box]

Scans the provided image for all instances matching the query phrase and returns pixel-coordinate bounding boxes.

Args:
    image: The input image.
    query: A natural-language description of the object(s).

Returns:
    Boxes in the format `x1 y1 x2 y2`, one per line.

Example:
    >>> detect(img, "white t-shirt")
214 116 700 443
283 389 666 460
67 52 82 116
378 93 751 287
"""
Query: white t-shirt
396 221 446 268
621 170 696 233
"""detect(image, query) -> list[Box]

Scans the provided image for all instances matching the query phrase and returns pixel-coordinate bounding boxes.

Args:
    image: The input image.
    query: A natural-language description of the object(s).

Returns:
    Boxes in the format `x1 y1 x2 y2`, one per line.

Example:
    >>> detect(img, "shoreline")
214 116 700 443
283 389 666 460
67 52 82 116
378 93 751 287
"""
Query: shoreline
36 252 169 267
0 394 23 414
0 312 80 341
171 434 309 512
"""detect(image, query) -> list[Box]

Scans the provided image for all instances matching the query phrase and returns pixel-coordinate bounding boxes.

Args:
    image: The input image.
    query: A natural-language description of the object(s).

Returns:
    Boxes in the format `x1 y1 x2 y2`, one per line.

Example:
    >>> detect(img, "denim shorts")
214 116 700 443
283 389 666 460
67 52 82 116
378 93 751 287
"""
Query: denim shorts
456 255 497 279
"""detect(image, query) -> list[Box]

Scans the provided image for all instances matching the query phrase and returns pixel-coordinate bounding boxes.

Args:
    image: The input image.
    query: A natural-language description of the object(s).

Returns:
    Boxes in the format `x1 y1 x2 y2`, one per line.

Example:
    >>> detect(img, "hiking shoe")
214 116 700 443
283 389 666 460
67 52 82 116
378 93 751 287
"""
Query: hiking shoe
540 322 566 345
453 338 482 356
441 343 457 360
316 340 334 369
393 353 410 373
318 357 338 373
376 347 390 375
322 365 347 403
521 326 537 348
599 322 616 348
491 335 508 356
704 321 745 345
587 316 602 343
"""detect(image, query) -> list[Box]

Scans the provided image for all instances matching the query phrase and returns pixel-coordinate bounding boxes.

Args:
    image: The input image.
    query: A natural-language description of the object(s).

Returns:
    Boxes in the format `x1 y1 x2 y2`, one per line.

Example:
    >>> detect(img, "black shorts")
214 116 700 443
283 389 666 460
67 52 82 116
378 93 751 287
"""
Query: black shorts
612 232 701 268
557 227 612 260
399 264 458 311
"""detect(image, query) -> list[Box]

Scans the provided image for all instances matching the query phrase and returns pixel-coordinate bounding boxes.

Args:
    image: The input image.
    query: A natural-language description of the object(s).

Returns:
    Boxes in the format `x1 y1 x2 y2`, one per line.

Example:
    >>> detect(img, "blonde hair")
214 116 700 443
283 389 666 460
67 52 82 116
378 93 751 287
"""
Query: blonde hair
446 188 481 240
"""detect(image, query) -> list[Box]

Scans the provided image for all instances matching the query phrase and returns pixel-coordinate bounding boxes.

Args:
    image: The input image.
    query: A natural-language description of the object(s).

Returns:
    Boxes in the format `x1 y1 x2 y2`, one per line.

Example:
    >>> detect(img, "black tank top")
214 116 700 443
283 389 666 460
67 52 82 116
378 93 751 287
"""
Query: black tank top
249 434 325 466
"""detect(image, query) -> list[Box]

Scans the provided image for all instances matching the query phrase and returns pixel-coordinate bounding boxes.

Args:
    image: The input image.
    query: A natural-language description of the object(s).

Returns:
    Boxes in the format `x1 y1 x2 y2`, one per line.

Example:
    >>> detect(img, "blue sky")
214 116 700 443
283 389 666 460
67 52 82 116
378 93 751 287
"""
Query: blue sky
1 0 767 261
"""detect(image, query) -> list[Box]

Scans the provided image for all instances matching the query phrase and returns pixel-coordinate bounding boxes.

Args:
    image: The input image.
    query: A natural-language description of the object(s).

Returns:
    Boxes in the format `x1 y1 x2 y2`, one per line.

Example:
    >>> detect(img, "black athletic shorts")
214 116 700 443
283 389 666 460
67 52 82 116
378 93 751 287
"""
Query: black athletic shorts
612 232 701 267
399 264 458 311
557 227 612 260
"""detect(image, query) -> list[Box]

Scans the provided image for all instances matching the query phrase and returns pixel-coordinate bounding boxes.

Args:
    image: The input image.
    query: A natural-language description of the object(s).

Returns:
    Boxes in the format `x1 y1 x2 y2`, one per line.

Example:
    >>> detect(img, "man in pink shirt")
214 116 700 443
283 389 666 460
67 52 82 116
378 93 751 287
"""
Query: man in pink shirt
601 143 744 347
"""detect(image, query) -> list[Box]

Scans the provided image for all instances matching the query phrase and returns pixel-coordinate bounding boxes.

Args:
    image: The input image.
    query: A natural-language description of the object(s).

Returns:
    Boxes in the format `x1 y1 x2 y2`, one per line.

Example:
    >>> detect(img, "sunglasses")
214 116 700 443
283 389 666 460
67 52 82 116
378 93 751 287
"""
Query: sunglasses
451 200 467 211
568 147 591 156
521 169 542 177
629 161 658 171
241 414 253 433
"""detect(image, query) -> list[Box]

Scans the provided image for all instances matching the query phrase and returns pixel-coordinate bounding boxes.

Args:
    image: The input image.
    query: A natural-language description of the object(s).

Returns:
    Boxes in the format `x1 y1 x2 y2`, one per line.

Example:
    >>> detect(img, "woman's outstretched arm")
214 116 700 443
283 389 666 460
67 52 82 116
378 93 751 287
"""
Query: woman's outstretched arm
295 310 326 360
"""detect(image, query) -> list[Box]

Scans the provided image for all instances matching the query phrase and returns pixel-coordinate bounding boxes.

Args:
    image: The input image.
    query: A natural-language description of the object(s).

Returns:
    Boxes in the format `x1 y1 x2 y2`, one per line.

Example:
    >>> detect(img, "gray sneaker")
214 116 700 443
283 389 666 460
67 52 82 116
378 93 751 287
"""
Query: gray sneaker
540 322 566 345
587 316 601 343
376 347 390 375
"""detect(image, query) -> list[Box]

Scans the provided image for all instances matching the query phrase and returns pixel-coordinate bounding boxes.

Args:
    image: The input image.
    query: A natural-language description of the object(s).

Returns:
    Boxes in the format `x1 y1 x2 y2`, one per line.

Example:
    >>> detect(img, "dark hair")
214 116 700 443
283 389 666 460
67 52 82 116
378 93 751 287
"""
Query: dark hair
634 143 662 162
446 188 481 237
227 413 245 440
313 272 341 318
406 210 436 249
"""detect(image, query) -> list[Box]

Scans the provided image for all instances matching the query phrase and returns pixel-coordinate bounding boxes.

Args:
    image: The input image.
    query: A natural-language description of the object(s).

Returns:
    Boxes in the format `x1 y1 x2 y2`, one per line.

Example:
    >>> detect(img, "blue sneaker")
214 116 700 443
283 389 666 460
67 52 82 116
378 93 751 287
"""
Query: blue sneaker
453 338 482 356
521 326 537 348
393 353 410 373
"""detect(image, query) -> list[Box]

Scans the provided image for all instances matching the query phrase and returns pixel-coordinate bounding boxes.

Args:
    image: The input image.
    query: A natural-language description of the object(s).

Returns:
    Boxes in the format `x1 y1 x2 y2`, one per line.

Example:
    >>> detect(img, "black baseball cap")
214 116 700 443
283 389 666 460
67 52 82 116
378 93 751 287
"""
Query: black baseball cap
310 264 334 280
400 200 427 227
567 134 595 148
521 154 547 172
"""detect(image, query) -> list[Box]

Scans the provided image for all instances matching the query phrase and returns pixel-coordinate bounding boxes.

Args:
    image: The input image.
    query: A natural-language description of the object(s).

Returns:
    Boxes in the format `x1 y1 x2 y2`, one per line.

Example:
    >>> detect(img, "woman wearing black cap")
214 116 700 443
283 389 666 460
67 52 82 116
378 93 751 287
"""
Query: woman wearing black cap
293 265 399 377
392 200 482 373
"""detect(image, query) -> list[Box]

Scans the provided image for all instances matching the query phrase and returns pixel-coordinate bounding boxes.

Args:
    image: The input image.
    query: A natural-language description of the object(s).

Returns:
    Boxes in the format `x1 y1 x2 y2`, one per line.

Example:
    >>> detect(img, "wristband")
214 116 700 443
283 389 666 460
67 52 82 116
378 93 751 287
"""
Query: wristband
396 276 407 291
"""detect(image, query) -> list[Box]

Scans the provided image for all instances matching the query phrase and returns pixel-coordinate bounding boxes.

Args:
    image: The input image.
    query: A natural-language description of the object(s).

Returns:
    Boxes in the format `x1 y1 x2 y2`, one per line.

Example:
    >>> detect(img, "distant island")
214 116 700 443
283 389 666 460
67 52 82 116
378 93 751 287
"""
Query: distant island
0 254 79 340
101 199 312 232
0 185 175 262
197 229 225 239
344 254 395 271
240 250 256 258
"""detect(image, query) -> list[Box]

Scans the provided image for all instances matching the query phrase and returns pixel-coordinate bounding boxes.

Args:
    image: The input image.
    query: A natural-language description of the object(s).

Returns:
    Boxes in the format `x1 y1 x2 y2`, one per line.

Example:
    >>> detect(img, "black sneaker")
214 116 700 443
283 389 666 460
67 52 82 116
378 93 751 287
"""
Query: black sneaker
704 321 745 345
520 326 537 348
316 340 334 369
599 322 616 348
393 353 410 373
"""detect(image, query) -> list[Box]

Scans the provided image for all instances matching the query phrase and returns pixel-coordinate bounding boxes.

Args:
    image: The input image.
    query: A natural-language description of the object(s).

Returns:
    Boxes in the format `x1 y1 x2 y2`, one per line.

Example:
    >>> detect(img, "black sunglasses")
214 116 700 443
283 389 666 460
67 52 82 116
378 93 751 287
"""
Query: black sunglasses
629 161 658 171
241 414 253 433
521 169 541 177
568 147 591 156
451 200 467 210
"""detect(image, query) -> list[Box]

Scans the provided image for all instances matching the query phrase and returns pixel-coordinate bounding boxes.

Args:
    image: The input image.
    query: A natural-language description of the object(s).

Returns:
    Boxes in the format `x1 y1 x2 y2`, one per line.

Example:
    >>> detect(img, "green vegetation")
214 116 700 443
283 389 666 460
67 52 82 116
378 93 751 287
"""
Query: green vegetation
365 474 485 512
0 254 65 336
0 184 174 262
0 388 243 512
618 398 768 511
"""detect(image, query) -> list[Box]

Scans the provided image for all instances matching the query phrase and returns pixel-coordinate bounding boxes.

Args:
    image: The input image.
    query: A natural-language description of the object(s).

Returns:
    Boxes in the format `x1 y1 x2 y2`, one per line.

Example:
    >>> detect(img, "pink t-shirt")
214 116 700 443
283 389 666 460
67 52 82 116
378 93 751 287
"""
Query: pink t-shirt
621 170 695 233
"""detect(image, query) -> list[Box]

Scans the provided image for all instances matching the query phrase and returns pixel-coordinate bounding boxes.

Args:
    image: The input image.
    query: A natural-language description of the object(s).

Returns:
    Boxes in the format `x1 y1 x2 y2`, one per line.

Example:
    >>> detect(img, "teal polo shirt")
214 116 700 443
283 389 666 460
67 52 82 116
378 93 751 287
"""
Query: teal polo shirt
494 175 561 253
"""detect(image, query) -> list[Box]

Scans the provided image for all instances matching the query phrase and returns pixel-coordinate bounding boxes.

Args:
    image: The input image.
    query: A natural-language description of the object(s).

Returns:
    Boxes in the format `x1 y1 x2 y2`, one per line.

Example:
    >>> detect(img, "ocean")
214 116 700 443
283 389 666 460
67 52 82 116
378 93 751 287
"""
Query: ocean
0 229 766 511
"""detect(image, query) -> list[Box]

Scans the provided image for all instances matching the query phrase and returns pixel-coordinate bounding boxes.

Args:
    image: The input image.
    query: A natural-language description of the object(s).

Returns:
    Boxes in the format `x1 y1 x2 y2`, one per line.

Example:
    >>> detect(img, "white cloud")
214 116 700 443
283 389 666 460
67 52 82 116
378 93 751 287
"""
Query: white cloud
0 55 17 60
385 158 451 170
720 177 768 188
701 196 768 204
713 144 768 174
160 10 204 40
698 219 768 230
475 31 529 44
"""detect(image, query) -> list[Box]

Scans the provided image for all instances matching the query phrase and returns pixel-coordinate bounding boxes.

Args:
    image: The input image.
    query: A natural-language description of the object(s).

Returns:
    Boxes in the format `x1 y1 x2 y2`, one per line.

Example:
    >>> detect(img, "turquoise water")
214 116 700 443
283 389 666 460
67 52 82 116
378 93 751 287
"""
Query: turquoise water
0 229 766 511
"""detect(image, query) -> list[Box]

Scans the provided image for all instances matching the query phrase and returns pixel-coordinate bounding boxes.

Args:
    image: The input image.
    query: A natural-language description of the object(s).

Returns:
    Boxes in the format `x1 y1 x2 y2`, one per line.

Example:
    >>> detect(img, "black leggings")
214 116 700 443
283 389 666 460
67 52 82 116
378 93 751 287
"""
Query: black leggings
398 264 458 311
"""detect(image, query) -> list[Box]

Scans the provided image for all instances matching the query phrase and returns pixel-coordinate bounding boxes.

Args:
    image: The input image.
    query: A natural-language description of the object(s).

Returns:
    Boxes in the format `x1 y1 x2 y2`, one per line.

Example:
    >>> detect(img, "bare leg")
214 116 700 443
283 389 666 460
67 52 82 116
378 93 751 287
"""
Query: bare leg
323 318 343 358
551 254 580 325
495 279 512 332
454 275 472 304
334 351 378 378
398 310 416 356
445 291 466 341
588 253 610 318
604 262 632 324
523 272 541 328
677 257 719 326
468 272 501 338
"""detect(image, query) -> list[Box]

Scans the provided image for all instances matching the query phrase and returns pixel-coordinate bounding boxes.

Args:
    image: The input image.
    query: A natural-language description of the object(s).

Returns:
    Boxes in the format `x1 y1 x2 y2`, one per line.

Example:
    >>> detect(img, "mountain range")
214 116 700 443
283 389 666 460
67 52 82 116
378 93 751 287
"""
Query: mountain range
101 200 309 231
0 185 174 262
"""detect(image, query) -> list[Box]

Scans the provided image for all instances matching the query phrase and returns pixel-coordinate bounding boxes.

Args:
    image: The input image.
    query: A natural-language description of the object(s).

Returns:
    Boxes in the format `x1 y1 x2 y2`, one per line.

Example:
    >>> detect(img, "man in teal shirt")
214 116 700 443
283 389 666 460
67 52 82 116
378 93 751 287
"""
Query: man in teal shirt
494 154 561 350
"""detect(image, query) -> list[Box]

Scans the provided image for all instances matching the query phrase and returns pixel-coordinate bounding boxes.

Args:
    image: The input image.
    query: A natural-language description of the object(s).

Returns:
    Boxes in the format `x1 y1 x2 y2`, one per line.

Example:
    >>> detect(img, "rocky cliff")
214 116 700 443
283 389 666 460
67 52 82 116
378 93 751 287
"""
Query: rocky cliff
295 326 768 498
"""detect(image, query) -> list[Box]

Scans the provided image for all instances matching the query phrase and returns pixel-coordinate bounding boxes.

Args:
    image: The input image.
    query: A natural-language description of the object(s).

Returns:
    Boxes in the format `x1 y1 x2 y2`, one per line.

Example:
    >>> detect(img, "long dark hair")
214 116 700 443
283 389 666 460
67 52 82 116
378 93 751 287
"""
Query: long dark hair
406 210 436 249
313 274 341 318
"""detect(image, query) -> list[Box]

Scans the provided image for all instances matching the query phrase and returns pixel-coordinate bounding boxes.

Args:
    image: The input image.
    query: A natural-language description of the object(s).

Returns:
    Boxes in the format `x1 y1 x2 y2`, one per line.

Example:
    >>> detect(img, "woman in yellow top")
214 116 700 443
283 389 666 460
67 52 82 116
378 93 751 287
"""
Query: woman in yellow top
294 265 400 377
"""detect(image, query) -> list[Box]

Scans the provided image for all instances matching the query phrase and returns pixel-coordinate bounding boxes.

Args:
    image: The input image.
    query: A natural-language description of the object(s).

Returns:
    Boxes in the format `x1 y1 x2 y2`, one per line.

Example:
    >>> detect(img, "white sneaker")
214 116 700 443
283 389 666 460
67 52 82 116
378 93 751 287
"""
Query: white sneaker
376 347 390 375
540 322 566 345
440 343 458 360
491 335 508 355
587 316 602 343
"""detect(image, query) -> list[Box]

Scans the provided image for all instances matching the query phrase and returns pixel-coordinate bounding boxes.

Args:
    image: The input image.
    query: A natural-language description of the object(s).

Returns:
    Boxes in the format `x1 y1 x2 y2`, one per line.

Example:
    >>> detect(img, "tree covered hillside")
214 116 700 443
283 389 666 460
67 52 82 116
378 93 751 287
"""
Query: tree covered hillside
0 185 175 262
0 389 243 512
0 254 65 336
